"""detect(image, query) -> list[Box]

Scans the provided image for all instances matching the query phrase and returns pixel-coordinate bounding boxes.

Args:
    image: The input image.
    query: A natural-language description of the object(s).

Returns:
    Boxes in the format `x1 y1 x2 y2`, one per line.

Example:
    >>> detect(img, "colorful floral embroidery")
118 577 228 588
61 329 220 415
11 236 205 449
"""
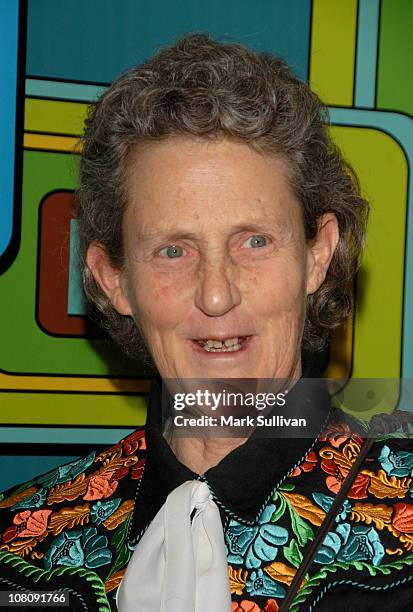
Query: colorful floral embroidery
0 427 144 596
2 509 51 544
379 445 413 478
320 442 370 499
43 526 112 570
264 599 279 612
392 502 413 533
232 600 260 611
312 492 352 522
314 523 385 566
246 568 286 598
83 471 119 501
288 451 317 477
226 505 289 569
319 422 364 449
90 498 122 525
37 452 96 488
1 424 413 611
12 488 48 510
122 430 146 454
227 429 413 610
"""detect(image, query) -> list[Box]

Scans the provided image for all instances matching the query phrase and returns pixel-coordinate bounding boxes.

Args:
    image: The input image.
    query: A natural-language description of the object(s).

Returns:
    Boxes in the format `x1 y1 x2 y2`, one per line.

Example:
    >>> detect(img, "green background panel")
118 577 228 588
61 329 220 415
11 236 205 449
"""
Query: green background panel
25 99 88 135
377 0 413 116
0 393 147 426
310 0 357 106
0 150 135 376
331 126 407 419
331 127 406 380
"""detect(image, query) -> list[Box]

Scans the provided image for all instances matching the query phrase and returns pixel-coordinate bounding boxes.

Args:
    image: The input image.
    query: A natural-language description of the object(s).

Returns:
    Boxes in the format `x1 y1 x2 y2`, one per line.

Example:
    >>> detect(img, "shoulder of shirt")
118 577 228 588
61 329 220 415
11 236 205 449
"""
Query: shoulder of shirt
325 406 413 447
0 427 147 605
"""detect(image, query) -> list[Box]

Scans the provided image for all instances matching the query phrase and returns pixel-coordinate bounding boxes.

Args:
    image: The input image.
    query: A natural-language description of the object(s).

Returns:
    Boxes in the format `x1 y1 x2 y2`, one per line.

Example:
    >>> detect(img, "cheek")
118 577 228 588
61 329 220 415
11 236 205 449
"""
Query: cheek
129 271 188 331
244 258 306 313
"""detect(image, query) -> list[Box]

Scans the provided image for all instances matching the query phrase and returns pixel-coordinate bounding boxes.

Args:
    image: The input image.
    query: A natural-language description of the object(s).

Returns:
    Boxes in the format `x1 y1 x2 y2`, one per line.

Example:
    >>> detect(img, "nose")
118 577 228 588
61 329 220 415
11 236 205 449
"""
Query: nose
194 254 241 316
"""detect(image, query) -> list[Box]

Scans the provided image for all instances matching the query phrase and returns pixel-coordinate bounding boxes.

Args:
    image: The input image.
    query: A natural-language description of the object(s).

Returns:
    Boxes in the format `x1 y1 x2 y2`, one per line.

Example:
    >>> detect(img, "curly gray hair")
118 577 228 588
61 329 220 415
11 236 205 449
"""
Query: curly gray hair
77 33 368 363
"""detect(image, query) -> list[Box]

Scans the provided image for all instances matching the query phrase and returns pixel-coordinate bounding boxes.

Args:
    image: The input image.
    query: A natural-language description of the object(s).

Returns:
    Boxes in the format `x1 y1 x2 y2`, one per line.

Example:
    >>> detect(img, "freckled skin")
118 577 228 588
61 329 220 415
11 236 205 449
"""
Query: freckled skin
86 136 339 470
111 136 323 381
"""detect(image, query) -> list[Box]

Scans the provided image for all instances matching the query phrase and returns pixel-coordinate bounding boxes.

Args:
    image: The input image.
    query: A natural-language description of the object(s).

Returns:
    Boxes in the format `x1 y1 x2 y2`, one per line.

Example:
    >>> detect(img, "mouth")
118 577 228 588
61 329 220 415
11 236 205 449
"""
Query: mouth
191 336 252 353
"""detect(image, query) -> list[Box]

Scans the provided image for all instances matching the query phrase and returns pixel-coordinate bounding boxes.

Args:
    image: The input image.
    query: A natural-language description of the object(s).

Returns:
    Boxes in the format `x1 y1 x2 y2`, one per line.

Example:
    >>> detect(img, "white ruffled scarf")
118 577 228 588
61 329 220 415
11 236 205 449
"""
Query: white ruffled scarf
116 480 232 611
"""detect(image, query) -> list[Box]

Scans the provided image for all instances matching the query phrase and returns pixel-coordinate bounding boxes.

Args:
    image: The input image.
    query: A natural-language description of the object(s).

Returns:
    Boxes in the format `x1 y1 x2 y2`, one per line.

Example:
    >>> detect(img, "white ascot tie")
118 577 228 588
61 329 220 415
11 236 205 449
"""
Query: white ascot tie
116 480 232 611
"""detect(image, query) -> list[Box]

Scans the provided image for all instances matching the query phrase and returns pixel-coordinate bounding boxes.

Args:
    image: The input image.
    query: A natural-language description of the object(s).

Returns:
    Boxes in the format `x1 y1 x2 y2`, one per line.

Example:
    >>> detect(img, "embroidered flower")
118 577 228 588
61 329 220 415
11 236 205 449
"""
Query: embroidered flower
289 451 317 477
321 458 369 499
2 525 18 544
112 467 129 480
315 523 385 566
44 531 83 569
44 527 112 570
121 430 146 455
320 423 364 448
338 501 353 523
226 505 289 569
232 601 260 612
90 498 122 525
312 493 352 522
131 458 146 480
36 452 96 488
83 471 118 501
12 509 52 538
246 569 286 598
12 488 48 510
392 503 413 533
264 599 279 612
379 446 413 478
112 458 145 482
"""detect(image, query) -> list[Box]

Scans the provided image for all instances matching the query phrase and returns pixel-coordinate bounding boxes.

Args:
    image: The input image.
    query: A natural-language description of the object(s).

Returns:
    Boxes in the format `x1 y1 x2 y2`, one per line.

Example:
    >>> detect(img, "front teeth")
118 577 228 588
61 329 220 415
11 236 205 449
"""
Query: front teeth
201 337 242 352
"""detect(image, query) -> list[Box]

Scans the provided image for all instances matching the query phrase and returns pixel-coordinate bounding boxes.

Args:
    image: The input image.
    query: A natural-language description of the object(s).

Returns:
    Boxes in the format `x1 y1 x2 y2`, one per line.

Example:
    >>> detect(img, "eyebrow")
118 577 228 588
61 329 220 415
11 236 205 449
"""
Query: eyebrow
137 221 283 244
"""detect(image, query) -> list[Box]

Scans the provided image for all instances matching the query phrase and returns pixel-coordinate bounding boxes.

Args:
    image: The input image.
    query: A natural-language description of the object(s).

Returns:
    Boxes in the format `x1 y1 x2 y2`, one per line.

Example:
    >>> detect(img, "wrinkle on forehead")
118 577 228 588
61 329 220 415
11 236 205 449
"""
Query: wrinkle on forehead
123 136 305 250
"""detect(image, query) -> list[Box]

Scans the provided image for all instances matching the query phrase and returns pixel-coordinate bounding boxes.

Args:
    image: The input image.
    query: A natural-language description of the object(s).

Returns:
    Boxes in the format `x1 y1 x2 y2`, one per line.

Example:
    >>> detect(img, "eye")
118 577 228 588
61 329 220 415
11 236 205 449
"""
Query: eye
244 235 268 248
159 244 184 258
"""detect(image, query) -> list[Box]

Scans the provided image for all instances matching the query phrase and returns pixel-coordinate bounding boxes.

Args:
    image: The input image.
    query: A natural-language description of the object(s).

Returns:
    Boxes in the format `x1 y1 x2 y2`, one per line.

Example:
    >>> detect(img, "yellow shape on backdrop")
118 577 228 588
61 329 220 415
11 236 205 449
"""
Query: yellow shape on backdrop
324 313 353 380
0 371 149 394
25 98 88 136
330 126 407 419
332 126 406 379
0 390 148 427
24 133 80 152
310 0 358 106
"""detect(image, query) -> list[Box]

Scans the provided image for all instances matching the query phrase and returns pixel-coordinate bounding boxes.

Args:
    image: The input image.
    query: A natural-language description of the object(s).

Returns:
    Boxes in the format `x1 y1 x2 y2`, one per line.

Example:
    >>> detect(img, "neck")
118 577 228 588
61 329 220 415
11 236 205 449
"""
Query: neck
166 357 303 474
168 435 247 474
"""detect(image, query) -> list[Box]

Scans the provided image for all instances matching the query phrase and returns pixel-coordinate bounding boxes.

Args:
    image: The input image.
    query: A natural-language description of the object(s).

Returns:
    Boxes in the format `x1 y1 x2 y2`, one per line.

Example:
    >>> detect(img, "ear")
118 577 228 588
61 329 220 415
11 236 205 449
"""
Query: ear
86 241 132 315
306 213 340 295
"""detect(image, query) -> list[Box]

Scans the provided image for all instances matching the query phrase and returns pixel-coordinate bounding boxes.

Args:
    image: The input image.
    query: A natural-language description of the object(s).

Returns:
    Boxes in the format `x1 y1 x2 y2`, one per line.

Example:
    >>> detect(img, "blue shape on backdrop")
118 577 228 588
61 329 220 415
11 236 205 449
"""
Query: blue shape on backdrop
0 456 77 492
0 1 19 258
68 219 88 315
354 0 380 108
27 0 311 84
25 78 106 102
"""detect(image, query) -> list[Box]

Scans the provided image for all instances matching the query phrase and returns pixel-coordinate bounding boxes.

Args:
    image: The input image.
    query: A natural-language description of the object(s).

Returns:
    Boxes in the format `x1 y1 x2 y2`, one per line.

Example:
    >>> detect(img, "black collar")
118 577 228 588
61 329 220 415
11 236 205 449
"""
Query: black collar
130 355 332 538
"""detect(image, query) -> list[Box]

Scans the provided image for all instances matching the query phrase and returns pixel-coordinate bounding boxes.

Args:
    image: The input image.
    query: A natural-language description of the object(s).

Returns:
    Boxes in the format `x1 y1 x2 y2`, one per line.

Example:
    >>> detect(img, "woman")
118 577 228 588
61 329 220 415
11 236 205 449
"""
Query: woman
1 34 412 611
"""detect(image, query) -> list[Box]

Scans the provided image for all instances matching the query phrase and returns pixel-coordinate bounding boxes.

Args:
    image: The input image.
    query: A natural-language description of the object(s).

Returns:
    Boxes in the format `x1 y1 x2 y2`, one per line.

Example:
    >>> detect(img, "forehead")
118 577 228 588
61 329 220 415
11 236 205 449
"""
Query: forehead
124 136 301 232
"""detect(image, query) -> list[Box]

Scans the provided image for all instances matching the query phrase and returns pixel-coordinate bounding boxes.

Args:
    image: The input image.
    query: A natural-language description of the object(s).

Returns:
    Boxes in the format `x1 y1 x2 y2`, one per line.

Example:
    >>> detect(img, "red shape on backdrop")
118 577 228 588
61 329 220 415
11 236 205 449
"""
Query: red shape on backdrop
36 190 100 337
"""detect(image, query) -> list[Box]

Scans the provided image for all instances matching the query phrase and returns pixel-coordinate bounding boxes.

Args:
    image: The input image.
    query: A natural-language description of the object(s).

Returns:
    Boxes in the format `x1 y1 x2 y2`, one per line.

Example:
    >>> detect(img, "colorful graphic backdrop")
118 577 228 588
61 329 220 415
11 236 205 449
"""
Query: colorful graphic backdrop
1 0 412 489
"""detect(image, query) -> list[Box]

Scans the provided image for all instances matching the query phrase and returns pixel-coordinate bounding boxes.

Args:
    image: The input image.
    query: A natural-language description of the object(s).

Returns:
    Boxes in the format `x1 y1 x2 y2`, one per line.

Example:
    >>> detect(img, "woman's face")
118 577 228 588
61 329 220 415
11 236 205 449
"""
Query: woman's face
89 136 337 380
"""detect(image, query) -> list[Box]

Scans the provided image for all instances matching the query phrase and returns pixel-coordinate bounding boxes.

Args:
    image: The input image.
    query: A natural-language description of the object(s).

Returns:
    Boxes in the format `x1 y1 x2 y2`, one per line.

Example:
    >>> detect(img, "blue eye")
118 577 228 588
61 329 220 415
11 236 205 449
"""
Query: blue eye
245 235 268 248
160 245 184 258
